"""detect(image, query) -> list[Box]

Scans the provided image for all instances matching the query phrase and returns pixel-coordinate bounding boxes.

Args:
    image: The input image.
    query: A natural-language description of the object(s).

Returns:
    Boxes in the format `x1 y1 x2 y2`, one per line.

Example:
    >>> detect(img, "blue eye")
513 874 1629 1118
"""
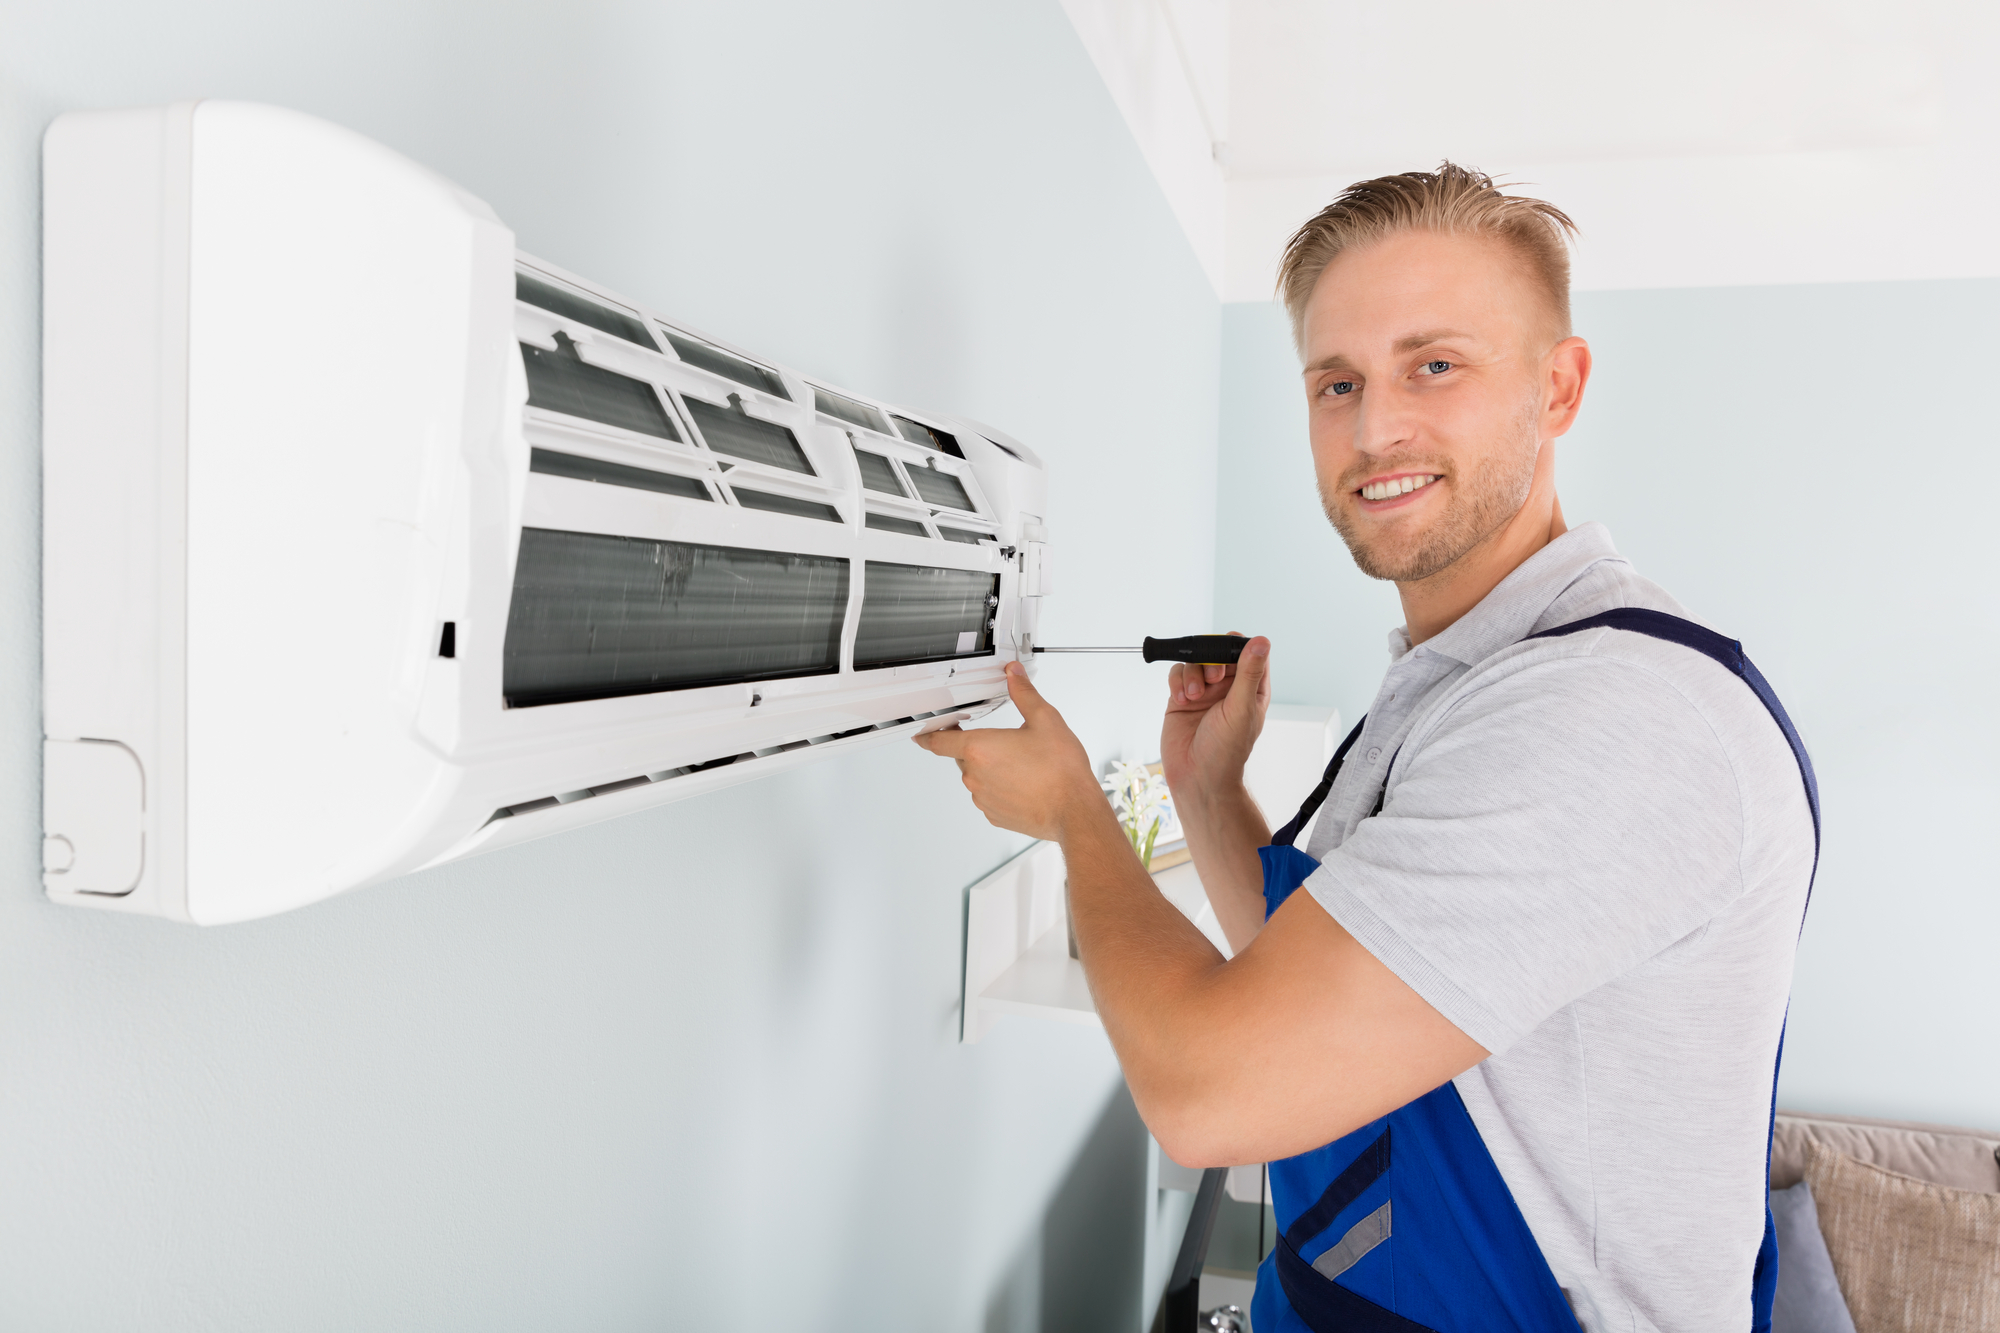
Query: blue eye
1420 360 1451 375
1325 380 1356 396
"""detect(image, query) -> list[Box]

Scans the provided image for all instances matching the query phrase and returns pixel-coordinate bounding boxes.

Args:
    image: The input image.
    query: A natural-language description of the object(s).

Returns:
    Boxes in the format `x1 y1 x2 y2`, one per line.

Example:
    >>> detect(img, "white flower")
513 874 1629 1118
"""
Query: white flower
1102 760 1174 866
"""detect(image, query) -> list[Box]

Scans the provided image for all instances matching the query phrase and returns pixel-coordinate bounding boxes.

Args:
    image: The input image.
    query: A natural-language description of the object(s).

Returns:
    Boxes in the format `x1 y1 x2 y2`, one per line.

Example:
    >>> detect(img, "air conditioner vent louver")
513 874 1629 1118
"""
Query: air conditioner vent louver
685 395 812 474
662 329 789 400
732 489 842 523
854 447 908 496
482 704 997 828
865 513 928 538
907 464 973 511
516 273 656 349
892 414 964 458
522 334 680 441
529 448 710 501
814 386 892 435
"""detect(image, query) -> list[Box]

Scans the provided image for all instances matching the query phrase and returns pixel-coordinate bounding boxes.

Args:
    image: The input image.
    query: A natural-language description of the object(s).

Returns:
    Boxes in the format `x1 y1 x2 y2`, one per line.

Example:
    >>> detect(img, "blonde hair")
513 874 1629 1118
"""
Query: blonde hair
1277 162 1578 351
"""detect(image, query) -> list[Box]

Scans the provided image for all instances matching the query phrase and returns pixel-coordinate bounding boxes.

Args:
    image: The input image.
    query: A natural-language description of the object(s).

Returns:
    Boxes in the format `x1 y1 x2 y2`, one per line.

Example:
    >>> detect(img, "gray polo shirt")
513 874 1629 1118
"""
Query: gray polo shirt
1299 522 1815 1333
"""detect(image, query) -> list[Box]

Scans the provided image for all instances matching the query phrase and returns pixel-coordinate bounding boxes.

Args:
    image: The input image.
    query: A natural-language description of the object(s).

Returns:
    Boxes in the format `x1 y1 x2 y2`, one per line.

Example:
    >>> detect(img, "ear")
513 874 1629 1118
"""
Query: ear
1543 336 1592 438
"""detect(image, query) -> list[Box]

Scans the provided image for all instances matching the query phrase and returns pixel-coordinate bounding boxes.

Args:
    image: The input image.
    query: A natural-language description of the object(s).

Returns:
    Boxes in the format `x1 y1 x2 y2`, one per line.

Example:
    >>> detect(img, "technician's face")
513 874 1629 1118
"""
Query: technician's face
1300 229 1557 584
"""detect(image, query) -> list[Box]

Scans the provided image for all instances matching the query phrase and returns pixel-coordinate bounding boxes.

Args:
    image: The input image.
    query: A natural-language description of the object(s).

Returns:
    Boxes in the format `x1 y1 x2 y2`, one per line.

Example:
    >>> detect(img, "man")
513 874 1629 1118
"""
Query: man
916 164 1815 1332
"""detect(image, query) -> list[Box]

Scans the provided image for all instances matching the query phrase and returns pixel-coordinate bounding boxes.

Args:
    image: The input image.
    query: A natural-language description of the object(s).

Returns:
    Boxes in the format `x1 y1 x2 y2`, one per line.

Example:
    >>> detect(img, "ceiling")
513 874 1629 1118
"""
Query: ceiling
1226 0 1944 177
1062 0 2000 299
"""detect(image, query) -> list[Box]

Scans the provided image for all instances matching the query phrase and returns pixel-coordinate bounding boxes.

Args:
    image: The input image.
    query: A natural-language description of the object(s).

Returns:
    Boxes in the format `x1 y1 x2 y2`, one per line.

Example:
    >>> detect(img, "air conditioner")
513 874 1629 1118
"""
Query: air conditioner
41 101 1052 924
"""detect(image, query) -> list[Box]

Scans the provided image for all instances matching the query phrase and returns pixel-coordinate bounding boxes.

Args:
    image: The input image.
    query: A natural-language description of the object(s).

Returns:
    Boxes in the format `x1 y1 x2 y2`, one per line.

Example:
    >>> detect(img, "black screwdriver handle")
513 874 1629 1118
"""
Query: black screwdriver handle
1141 635 1249 665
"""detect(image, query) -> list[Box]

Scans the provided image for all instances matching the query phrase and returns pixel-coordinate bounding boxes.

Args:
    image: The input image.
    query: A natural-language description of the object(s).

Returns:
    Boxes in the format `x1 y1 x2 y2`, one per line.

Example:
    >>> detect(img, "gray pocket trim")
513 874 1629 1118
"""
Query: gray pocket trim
1310 1199 1392 1281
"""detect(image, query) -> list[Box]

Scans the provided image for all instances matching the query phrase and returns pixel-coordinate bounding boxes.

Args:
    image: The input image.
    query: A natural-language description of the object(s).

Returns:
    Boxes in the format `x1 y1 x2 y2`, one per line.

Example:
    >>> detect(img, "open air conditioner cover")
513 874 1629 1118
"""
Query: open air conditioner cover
40 101 1052 923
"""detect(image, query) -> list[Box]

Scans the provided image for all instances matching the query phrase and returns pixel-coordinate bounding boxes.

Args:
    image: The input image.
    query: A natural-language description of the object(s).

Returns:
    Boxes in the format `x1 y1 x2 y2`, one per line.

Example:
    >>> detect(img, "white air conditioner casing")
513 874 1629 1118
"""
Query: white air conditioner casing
42 101 1049 924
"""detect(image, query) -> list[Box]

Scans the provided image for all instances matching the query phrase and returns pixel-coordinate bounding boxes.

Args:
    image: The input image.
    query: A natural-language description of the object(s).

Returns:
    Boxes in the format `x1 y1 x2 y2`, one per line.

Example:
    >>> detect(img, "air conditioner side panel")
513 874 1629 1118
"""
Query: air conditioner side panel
42 103 195 920
182 102 508 924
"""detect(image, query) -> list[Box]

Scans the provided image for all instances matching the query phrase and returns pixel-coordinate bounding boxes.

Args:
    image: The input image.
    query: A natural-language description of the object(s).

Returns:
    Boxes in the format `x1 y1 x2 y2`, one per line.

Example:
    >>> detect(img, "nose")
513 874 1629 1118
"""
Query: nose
1354 380 1420 461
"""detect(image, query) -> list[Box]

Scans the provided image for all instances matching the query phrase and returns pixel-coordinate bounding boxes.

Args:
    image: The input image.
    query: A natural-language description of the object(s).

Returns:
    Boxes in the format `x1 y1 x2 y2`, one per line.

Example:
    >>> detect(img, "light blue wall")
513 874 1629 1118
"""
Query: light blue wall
0 3 1217 1328
1216 286 2000 1129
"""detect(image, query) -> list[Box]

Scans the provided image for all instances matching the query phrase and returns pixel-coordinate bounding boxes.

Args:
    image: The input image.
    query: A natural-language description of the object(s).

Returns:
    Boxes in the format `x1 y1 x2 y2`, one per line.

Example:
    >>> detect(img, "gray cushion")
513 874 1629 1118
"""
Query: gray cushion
1770 1180 1856 1333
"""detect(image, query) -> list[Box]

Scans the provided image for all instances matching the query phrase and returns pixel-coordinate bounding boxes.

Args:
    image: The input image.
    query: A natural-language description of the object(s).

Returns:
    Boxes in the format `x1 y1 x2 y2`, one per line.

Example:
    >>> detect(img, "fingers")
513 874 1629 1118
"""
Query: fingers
1166 632 1273 708
913 724 969 758
1003 660 1057 722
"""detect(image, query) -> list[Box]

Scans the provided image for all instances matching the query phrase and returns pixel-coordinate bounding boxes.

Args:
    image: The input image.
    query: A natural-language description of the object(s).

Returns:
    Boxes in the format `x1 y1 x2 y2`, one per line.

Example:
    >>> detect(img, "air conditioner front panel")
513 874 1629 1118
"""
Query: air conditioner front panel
181 101 513 924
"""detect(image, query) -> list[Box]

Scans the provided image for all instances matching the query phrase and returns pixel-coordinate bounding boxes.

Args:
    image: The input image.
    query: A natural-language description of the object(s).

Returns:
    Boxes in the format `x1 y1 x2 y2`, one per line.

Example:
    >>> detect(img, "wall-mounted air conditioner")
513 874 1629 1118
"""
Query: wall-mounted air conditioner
42 101 1051 924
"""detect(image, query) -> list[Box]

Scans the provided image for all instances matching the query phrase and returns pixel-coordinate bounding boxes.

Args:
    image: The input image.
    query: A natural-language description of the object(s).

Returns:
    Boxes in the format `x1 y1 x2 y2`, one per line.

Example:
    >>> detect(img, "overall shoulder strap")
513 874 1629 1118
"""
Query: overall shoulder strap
1271 715 1367 848
1530 610 1818 1333
1527 607 1820 860
1276 607 1822 882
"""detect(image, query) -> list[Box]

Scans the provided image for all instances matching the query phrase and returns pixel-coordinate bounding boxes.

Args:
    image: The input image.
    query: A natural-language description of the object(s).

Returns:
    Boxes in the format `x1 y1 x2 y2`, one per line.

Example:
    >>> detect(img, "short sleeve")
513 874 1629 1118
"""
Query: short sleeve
1304 655 1747 1056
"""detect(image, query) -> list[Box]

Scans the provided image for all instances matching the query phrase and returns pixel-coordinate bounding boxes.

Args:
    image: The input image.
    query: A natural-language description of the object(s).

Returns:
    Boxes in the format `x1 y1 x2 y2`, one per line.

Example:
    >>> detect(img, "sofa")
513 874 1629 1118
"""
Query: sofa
1767 1109 2000 1332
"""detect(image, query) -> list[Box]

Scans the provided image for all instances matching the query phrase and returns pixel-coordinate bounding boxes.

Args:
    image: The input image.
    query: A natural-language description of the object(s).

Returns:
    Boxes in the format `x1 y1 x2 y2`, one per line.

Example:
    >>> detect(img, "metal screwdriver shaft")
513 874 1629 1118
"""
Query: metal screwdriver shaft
1032 635 1250 665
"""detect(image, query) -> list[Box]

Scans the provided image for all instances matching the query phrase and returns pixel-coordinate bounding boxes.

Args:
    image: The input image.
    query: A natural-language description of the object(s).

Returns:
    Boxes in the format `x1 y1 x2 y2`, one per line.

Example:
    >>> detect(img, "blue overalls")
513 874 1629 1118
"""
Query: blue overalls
1249 609 1820 1333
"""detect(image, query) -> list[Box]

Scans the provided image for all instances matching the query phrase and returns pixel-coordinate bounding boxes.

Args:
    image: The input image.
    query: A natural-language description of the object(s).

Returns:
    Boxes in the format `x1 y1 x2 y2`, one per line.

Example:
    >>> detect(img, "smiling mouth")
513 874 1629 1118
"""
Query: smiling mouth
1358 474 1441 502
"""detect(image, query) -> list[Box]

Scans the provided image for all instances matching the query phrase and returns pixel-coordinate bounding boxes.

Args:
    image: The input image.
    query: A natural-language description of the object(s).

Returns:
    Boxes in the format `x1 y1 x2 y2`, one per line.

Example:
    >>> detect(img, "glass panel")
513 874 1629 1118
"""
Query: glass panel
853 449 908 496
906 464 974 511
517 273 658 350
854 562 999 670
814 387 891 434
865 513 928 537
530 448 710 500
662 331 791 400
937 526 988 545
521 338 680 440
503 528 848 707
686 396 814 474
731 488 842 523
892 415 964 458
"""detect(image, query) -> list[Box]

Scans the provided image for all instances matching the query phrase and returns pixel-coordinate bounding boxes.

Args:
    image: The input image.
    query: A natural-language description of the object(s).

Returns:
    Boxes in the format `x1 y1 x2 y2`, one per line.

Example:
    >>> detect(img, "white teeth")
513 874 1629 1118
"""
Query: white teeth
1360 475 1437 501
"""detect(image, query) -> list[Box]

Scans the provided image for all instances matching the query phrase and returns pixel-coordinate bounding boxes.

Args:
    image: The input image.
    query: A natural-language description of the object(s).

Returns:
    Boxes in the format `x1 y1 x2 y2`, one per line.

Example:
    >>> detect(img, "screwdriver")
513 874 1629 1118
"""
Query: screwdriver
1032 635 1250 665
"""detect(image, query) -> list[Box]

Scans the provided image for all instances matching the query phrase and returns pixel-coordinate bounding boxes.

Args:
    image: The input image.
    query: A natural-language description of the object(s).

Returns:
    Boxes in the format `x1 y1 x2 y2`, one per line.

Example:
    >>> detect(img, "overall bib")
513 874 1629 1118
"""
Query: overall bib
1248 609 1820 1333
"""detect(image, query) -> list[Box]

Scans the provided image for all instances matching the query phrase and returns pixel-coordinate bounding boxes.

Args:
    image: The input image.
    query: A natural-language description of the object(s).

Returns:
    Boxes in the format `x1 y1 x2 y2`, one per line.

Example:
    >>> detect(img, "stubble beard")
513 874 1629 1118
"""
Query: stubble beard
1321 407 1541 584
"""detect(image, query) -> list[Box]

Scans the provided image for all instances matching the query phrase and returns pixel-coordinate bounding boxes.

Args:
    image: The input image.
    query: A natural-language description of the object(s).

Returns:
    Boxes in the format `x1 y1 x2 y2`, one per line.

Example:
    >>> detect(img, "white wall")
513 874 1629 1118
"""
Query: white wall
0 3 1219 1328
1057 0 1228 294
1215 287 1999 1130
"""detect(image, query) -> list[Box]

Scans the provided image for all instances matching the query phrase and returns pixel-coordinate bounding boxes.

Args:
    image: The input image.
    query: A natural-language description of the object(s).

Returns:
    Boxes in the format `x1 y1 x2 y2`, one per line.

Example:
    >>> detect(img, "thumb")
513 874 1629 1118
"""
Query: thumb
1227 637 1272 714
1004 660 1056 722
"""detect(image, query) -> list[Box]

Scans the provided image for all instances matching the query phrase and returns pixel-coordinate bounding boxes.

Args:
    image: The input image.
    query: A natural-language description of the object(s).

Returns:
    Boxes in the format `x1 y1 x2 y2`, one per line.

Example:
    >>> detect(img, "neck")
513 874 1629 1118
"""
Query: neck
1398 449 1567 646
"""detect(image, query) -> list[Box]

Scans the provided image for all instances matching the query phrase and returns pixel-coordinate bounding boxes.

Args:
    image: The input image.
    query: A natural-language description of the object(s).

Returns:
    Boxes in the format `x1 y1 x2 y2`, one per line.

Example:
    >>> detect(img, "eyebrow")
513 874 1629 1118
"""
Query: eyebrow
1304 329 1478 374
1392 328 1475 353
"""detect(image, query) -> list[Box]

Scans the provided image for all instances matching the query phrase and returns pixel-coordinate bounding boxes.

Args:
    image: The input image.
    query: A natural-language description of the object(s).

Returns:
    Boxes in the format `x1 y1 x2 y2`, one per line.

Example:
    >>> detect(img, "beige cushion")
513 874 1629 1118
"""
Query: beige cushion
1805 1139 2000 1333
1773 1110 2000 1192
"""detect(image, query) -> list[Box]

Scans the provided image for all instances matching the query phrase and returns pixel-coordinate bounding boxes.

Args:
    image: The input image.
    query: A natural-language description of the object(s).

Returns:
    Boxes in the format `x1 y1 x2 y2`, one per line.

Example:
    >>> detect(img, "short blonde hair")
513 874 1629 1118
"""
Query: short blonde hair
1277 162 1578 351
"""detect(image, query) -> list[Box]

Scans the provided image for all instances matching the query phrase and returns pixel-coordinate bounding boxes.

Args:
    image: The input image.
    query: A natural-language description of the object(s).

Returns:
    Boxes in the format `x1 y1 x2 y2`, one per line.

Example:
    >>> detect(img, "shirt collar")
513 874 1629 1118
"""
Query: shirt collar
1388 522 1626 667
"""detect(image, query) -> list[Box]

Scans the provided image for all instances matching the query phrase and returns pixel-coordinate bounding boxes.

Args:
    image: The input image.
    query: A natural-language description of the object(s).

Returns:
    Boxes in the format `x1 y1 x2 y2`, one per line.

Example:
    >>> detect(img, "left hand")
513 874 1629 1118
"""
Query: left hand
912 662 1104 842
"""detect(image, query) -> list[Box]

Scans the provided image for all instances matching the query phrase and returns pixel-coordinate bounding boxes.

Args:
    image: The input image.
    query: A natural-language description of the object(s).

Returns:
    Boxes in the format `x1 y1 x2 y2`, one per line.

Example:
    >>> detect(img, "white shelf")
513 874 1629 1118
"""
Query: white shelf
958 707 1339 1045
979 918 1098 1027
960 846 1228 1042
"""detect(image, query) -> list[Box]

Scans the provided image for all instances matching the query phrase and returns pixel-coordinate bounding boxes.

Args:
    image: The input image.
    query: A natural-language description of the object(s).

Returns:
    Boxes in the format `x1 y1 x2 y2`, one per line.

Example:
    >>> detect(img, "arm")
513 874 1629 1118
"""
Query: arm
916 664 1487 1166
1158 637 1274 955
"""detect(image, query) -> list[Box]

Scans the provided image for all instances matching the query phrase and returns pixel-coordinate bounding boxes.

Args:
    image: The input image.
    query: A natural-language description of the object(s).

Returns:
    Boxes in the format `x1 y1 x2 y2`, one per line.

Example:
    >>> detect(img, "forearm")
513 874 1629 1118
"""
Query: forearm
1171 782 1272 955
918 658 1488 1171
1058 802 1233 1123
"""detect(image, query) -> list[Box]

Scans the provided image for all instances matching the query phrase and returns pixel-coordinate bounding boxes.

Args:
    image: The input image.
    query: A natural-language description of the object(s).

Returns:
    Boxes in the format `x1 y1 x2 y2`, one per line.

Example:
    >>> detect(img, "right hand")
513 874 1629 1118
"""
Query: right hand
1159 633 1271 806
